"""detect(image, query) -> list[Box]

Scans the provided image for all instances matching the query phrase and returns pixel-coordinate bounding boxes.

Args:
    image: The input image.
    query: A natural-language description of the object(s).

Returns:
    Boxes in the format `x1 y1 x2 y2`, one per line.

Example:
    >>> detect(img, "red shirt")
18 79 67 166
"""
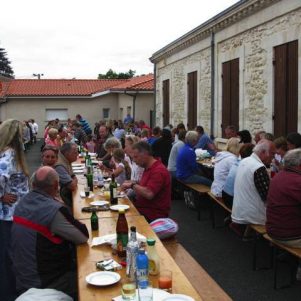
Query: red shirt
266 168 301 240
135 160 171 222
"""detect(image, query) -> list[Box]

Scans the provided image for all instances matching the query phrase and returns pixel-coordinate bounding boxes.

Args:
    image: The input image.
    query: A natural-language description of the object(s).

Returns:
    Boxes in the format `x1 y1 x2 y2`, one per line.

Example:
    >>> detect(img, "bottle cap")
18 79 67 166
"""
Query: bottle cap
138 248 145 254
146 238 156 246
118 209 125 214
130 226 136 232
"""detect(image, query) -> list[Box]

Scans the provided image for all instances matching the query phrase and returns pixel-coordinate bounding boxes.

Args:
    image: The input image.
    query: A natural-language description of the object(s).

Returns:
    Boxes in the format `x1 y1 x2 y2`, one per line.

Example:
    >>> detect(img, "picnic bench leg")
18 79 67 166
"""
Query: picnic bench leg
209 201 215 228
252 234 258 270
273 247 278 289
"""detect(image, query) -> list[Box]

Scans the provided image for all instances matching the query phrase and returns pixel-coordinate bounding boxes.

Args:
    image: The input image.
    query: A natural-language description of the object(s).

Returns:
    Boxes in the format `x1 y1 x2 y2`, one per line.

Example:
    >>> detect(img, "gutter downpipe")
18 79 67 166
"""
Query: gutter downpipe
153 64 156 128
210 31 215 138
124 91 137 121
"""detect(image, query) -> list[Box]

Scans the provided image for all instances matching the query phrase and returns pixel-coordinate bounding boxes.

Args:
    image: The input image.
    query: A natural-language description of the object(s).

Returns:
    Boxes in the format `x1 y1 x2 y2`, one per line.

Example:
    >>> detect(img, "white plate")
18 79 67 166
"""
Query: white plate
72 167 85 170
72 163 85 167
90 200 109 206
86 271 120 286
74 170 84 174
110 204 130 211
163 295 195 301
80 191 95 198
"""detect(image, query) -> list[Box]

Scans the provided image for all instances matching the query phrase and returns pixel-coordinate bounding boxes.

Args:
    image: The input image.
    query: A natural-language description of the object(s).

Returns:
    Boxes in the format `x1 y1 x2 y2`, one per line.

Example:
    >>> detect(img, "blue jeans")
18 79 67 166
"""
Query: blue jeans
0 221 16 301
182 174 212 187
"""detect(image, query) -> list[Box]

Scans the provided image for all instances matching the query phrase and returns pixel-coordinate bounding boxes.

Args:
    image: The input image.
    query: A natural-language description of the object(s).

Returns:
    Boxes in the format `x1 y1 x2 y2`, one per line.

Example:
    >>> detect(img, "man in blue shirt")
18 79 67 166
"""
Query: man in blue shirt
176 131 212 186
76 114 92 135
124 113 134 125
195 126 216 156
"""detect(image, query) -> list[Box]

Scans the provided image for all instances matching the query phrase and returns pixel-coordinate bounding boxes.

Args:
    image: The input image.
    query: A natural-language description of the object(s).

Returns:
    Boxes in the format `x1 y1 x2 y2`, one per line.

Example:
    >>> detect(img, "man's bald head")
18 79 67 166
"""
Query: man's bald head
32 166 59 195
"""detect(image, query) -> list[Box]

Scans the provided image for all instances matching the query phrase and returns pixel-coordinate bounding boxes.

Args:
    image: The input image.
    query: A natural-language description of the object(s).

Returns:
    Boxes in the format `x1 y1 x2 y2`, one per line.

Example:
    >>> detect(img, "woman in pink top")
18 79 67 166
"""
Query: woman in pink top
45 128 60 147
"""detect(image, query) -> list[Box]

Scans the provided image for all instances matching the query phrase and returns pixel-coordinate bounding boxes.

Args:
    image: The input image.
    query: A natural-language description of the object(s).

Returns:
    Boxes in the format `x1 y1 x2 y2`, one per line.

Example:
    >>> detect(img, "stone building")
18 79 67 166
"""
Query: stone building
0 74 154 137
150 0 300 138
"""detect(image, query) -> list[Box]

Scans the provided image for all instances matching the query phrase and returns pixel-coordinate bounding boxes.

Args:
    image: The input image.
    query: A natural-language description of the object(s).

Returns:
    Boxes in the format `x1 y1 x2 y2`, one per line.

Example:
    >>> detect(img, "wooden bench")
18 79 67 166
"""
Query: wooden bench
177 180 211 220
207 192 231 228
165 242 232 301
263 233 301 289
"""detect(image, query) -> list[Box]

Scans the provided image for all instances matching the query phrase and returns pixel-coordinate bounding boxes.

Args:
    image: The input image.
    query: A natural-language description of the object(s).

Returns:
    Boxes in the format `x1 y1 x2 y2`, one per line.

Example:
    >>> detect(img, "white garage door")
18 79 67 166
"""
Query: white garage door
46 109 68 121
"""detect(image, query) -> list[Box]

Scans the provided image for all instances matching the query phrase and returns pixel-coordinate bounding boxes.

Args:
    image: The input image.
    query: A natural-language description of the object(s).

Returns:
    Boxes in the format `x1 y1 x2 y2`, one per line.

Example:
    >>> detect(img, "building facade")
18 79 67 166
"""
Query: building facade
150 0 300 137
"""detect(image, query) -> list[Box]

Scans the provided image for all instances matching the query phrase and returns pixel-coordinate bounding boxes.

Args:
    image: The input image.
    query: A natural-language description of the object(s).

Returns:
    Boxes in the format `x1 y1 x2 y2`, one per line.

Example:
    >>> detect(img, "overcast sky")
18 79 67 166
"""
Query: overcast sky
1 0 238 79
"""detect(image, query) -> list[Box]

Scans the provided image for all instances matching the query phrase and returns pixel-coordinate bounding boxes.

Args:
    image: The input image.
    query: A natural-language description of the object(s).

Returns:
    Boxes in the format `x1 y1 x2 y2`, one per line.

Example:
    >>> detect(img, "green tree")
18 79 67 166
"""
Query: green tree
0 47 14 78
98 69 135 79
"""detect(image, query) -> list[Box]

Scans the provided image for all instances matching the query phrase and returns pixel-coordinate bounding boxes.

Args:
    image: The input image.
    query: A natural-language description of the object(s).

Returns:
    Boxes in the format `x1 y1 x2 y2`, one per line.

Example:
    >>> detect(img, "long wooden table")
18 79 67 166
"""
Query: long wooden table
76 215 203 301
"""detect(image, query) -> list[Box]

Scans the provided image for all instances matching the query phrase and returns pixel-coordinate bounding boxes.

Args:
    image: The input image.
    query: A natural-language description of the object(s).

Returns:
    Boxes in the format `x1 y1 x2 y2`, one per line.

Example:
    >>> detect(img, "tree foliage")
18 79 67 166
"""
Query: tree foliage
98 69 135 79
0 47 14 78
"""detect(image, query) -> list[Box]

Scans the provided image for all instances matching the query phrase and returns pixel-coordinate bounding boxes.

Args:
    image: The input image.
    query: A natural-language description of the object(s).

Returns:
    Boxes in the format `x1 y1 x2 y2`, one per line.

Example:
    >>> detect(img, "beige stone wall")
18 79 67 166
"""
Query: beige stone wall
2 95 119 137
1 92 154 137
154 1 301 136
217 6 301 136
156 47 212 132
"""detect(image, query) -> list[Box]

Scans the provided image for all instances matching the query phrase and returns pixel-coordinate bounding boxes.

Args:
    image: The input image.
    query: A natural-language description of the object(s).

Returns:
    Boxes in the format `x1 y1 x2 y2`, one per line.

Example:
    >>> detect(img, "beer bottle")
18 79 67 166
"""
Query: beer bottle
116 209 128 258
110 174 118 205
91 210 99 231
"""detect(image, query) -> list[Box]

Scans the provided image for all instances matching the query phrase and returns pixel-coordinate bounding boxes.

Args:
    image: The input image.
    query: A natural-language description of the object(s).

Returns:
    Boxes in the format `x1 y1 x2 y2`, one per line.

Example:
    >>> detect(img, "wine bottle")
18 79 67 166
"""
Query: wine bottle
110 174 118 205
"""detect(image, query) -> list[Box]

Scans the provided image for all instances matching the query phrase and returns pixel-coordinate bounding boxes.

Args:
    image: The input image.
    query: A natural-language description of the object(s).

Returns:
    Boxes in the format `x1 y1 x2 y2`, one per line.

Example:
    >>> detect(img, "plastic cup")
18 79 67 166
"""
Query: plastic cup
138 281 153 301
158 270 172 293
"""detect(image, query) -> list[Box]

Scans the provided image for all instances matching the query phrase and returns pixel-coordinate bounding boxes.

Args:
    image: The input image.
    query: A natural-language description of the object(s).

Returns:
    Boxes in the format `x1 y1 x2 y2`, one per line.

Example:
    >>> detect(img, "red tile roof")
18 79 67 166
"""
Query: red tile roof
0 74 154 97
111 74 154 91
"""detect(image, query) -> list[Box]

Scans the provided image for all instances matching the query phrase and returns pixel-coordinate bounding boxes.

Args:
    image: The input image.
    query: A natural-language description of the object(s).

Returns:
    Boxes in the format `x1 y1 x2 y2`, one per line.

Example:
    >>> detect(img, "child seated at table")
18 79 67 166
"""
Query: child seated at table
86 134 96 153
112 149 131 185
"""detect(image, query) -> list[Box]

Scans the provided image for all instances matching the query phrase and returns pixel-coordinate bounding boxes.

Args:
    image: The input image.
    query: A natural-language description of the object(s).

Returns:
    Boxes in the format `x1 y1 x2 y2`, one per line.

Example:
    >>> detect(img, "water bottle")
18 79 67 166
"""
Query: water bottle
126 226 139 281
136 248 148 288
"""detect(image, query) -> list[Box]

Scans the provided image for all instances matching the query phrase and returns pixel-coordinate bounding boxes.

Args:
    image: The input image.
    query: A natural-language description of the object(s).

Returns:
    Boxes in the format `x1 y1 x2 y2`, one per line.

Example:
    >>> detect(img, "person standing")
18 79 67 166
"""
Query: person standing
0 119 29 301
76 114 92 135
31 119 39 143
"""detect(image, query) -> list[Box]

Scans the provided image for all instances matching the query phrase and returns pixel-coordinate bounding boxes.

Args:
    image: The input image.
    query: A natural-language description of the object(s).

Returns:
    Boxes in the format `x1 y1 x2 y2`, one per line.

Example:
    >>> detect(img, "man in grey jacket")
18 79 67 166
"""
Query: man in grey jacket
11 166 89 299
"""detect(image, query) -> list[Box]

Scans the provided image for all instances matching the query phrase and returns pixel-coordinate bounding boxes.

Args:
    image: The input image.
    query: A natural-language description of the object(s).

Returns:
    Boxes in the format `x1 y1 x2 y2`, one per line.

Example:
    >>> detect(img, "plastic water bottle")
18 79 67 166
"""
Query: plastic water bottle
126 226 139 281
136 248 148 288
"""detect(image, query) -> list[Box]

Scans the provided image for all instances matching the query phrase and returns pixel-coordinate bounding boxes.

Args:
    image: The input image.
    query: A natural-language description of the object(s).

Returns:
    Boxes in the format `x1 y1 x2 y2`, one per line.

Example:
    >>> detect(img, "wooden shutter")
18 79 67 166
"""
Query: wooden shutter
287 40 298 134
274 40 298 137
162 79 170 126
187 71 197 130
222 59 239 137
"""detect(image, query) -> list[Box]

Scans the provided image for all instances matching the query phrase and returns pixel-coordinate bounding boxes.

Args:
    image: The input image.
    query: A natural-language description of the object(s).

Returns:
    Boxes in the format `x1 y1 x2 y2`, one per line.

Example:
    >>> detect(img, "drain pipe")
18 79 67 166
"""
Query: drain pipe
210 31 215 138
124 91 137 120
153 65 156 128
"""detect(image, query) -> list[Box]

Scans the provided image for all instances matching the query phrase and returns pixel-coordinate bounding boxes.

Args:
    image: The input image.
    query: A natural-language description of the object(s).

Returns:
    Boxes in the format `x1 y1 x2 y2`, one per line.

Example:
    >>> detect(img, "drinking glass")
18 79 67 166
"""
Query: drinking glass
138 281 153 301
158 270 172 293
121 278 136 300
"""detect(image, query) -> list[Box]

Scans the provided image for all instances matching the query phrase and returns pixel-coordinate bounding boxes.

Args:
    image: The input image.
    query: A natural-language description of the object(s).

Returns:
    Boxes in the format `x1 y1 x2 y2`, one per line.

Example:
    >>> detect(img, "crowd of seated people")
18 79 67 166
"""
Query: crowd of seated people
2 113 301 300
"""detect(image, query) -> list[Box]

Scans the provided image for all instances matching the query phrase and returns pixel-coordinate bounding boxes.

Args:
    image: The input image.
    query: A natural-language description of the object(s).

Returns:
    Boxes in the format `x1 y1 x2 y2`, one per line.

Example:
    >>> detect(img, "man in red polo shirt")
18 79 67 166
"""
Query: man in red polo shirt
121 141 171 222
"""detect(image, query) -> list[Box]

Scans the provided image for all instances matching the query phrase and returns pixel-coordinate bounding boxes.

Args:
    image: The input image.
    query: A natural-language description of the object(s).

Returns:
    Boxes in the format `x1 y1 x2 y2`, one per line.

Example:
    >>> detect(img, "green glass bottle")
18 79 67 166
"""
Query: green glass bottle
86 166 94 191
91 210 99 231
110 174 118 205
